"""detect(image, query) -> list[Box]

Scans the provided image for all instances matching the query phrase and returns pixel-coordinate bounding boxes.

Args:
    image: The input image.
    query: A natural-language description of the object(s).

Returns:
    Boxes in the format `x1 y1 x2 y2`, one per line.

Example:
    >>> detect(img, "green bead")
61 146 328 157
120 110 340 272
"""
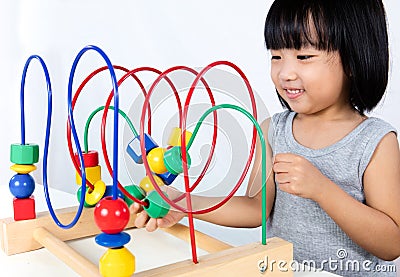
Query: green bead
76 186 95 208
123 185 146 207
10 143 39 165
163 146 191 175
143 191 170 218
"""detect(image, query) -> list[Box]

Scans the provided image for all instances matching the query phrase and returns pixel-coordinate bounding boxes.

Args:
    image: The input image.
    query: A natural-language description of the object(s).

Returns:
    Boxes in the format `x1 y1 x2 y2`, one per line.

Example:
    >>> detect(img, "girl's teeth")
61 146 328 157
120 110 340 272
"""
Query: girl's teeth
287 89 303 94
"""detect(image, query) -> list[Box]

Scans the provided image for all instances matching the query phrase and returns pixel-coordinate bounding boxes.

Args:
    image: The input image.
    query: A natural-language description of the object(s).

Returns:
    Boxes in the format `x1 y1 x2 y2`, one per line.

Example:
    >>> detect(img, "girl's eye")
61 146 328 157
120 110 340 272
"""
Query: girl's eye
297 55 313 60
271 56 281 60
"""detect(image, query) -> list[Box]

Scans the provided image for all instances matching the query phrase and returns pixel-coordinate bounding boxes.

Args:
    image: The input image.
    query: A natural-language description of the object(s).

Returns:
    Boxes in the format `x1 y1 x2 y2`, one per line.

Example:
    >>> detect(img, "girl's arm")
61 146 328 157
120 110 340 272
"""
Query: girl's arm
133 118 276 231
274 132 400 260
316 132 400 261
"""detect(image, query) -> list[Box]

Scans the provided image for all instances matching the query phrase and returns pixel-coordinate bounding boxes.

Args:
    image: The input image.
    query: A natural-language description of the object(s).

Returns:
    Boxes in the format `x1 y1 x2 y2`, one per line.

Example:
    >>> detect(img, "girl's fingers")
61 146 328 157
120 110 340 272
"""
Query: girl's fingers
145 218 158 232
273 162 290 173
134 211 149 228
275 172 291 184
274 153 295 163
129 202 143 214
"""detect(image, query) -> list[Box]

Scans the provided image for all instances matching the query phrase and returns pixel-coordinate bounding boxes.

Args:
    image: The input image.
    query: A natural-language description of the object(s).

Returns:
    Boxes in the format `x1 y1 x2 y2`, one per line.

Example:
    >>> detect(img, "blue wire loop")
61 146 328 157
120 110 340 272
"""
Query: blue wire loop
20 55 52 145
67 45 120 204
20 46 120 229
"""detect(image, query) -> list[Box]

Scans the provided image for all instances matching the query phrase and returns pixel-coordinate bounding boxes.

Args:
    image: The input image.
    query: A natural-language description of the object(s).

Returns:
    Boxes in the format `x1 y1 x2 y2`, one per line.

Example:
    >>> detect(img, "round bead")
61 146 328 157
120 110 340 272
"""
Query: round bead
10 143 39 165
167 127 193 147
85 180 106 205
123 185 146 207
99 247 135 277
10 164 37 174
9 173 35 198
139 175 164 193
76 186 95 208
95 232 131 248
103 185 125 200
146 147 168 174
94 197 130 234
143 190 170 218
74 150 99 167
163 146 191 175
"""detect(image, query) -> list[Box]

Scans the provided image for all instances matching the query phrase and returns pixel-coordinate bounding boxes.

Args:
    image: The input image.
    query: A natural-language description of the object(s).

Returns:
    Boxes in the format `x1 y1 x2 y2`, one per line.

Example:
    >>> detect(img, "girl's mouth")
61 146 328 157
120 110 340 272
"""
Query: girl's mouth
285 88 304 99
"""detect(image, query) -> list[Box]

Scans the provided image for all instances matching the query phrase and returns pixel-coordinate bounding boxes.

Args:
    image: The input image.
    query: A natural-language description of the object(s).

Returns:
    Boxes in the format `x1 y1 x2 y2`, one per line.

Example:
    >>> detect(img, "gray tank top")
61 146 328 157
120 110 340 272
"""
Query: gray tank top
268 110 397 276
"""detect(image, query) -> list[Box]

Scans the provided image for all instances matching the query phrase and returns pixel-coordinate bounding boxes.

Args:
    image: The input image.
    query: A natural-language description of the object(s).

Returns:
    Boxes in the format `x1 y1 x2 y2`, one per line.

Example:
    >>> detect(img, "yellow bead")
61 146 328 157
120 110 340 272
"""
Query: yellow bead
85 180 106 205
139 175 164 193
99 247 135 277
10 164 37 174
146 147 167 174
167 127 192 147
76 165 101 185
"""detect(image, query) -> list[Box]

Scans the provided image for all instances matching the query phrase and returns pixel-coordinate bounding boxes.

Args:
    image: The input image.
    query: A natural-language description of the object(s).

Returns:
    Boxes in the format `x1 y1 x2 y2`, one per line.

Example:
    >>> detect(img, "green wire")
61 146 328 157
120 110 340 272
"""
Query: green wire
84 103 268 244
188 104 268 245
84 105 137 153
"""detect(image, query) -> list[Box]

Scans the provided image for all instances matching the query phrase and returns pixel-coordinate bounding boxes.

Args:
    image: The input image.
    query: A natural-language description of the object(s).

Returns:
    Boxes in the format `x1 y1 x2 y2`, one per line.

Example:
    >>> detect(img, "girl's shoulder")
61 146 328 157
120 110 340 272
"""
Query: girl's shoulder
270 110 293 127
359 117 397 143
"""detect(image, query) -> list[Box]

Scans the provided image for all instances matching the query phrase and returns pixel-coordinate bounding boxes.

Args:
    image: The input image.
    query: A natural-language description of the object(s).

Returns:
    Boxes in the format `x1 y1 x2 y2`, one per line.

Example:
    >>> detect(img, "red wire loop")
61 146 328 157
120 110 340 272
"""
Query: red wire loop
69 61 258 265
67 65 131 190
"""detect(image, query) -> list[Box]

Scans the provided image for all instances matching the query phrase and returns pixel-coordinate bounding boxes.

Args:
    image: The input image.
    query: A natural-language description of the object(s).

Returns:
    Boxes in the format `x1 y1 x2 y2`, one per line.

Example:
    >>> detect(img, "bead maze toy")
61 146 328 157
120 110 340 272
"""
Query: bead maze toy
1 45 293 276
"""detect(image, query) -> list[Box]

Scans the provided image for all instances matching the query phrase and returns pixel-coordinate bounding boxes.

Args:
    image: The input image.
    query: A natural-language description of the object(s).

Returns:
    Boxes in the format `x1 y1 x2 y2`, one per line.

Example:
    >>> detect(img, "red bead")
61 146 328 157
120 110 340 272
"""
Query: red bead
74 150 99 167
13 196 36 221
94 197 130 234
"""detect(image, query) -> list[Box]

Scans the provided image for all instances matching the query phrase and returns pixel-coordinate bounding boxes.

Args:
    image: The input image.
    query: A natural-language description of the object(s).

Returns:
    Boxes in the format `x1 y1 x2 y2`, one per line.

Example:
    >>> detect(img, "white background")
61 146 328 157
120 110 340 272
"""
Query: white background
0 0 399 261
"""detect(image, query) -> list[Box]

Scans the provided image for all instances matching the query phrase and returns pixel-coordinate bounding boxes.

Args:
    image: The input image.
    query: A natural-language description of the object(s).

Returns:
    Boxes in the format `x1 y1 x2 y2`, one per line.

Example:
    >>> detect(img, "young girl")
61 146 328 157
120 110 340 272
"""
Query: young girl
132 0 400 275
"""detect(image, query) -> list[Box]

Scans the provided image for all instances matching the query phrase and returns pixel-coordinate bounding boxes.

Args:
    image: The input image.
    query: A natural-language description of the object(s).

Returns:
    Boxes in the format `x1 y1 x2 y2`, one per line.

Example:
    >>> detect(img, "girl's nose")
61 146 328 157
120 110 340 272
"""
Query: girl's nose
278 62 297 81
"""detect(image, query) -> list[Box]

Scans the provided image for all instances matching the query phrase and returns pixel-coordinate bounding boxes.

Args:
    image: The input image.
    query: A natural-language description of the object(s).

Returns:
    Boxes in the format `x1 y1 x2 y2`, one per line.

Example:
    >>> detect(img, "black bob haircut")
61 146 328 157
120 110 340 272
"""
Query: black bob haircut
264 0 389 115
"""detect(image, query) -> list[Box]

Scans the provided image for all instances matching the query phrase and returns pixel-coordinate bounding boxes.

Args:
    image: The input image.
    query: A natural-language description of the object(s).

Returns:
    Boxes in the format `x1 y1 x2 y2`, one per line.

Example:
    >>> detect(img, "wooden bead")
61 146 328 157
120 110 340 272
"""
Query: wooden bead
126 133 158 164
94 197 130 234
139 175 164 193
74 150 99 167
13 196 36 221
103 185 125 200
147 147 167 174
9 173 35 198
75 165 101 185
156 171 178 185
85 180 106 205
167 127 192 147
143 191 170 218
163 146 191 175
123 185 146 207
99 247 135 277
10 164 37 174
10 143 39 165
76 186 95 208
95 232 131 248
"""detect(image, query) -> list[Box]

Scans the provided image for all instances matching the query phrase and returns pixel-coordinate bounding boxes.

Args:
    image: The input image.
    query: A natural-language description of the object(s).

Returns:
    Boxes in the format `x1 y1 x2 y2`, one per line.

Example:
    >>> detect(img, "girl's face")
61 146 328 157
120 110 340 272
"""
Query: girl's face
270 47 350 116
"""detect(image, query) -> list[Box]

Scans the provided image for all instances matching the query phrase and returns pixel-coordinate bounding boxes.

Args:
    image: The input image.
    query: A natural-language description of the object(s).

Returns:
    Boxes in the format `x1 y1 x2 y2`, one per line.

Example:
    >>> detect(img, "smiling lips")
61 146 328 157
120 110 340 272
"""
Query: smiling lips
284 88 305 99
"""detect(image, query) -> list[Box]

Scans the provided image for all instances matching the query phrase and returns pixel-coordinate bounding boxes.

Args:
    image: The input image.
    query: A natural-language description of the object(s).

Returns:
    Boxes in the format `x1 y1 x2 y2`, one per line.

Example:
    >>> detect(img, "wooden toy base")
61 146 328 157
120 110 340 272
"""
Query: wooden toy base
0 206 293 276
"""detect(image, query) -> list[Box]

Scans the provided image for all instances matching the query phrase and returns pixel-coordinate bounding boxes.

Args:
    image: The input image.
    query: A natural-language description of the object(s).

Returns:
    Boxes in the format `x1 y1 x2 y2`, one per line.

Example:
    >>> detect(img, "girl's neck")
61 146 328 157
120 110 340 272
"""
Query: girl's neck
295 104 364 123
292 106 366 150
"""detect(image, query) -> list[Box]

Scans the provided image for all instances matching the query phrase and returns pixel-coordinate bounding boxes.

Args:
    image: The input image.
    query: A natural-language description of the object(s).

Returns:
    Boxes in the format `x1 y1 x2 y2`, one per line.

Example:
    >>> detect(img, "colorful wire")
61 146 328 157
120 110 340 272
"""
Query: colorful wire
84 105 137 153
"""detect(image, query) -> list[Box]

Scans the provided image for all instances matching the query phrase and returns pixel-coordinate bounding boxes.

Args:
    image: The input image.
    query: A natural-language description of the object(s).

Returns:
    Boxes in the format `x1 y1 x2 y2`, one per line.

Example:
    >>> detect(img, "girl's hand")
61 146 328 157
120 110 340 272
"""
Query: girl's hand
273 153 329 201
130 202 185 232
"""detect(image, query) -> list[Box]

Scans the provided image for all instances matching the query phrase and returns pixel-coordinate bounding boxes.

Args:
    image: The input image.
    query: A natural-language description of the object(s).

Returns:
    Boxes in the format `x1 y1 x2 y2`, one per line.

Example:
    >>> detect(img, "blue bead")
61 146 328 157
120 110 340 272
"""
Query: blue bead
126 134 158 164
95 232 131 248
9 173 35 198
156 171 178 185
103 185 124 199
